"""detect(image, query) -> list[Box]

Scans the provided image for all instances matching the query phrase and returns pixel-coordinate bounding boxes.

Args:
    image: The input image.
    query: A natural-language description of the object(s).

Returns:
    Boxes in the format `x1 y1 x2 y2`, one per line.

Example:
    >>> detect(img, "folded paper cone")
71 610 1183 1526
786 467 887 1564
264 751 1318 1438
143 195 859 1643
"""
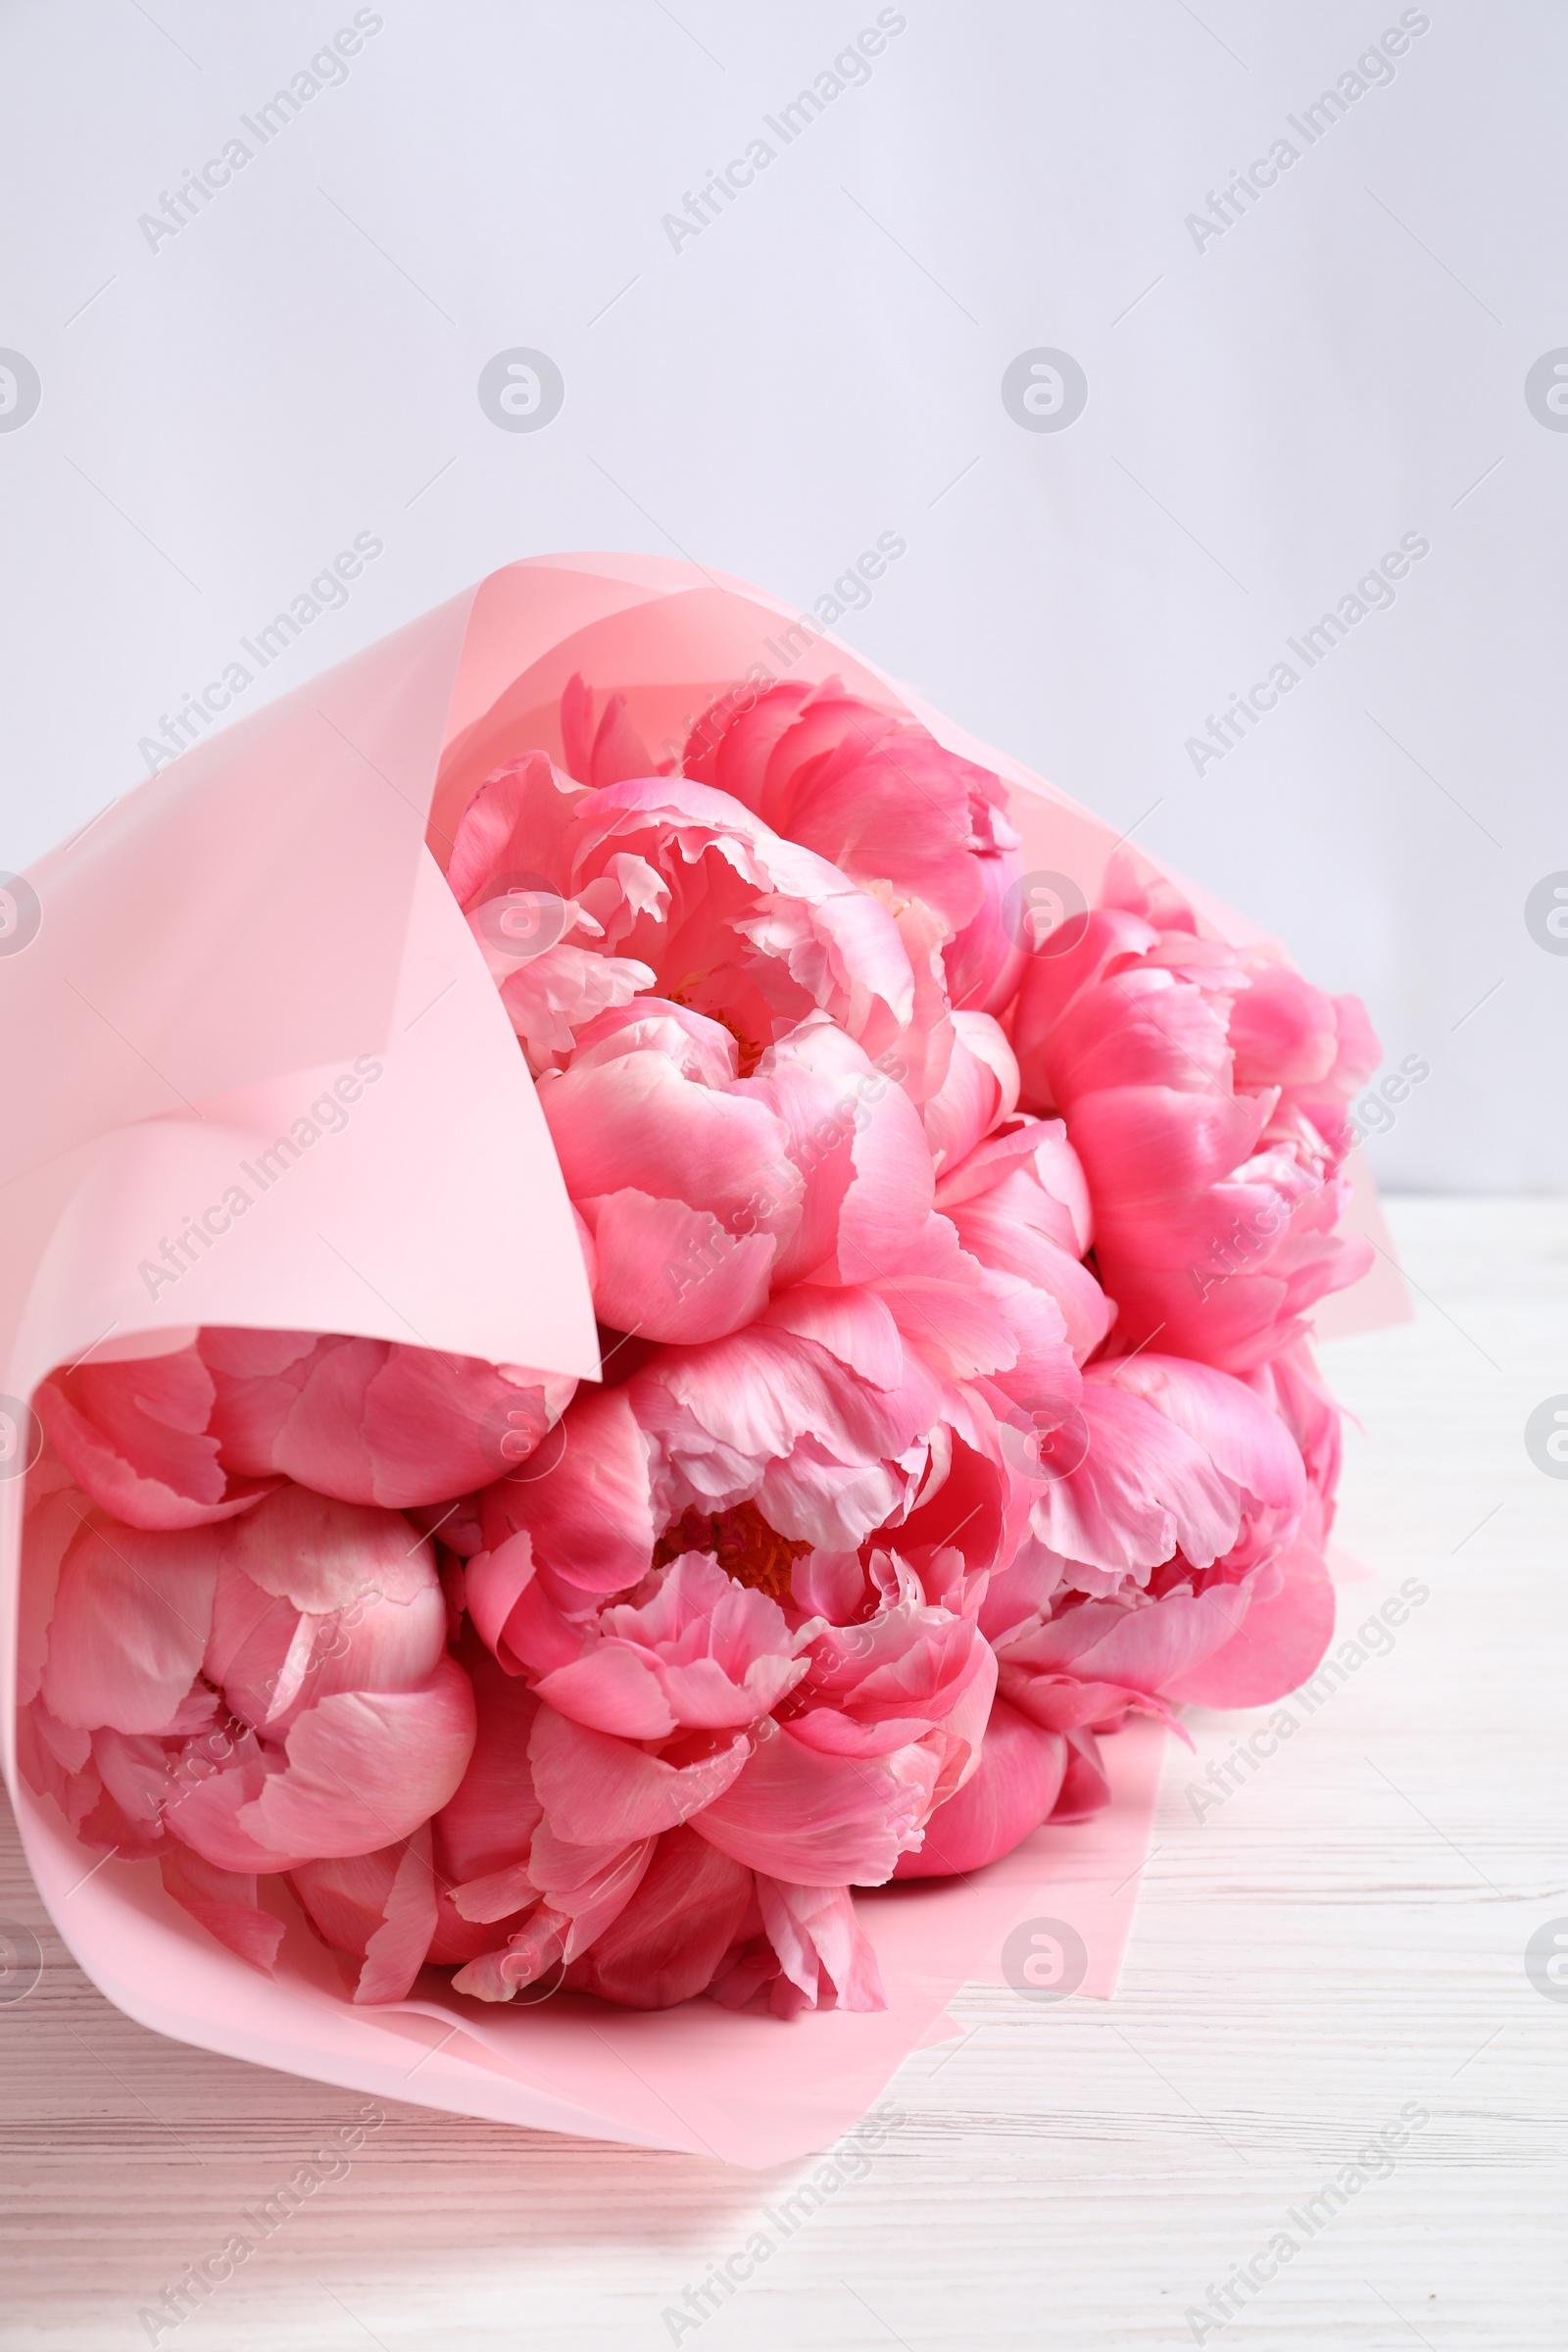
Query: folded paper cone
0 556 1408 2164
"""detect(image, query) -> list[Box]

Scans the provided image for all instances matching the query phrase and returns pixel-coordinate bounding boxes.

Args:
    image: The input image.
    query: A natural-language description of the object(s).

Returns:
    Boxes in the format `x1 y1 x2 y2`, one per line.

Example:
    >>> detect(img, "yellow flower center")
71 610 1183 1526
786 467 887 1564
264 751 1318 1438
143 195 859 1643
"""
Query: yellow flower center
653 1501 809 1601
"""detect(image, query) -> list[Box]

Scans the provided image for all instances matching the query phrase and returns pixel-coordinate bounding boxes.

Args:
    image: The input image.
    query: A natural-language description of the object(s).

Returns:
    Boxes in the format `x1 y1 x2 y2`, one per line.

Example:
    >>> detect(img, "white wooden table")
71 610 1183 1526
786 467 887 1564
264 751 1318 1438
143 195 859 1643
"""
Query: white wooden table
2 1196 1563 2351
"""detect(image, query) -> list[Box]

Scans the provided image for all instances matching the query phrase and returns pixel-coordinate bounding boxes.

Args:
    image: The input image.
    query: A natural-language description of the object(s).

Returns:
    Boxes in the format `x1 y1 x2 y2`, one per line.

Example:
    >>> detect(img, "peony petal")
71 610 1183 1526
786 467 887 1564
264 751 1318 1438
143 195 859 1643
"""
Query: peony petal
447 749 580 908
18 1485 81 1705
692 1717 938 1886
1161 1540 1335 1706
921 1012 1020 1173
1228 963 1338 1090
434 1635 543 1885
177 1663 477 1871
219 1484 433 1616
1000 1583 1245 1698
159 1847 283 1973
462 1531 537 1670
1090 1353 1305 1516
891 1698 1067 1878
290 1844 403 1958
563 1826 754 2008
758 1284 905 1388
534 1642 677 1740
362 1348 572 1506
93 1725 179 1851
753 1877 886 2014
41 1520 219 1733
1054 1726 1112 1819
1025 1383 1241 1577
35 1374 273 1532
479 1386 655 1598
528 1703 750 1844
541 1837 657 1960
579 1189 776 1344
355 1823 440 2003
561 677 662 789
451 1909 567 2002
541 1050 797 1234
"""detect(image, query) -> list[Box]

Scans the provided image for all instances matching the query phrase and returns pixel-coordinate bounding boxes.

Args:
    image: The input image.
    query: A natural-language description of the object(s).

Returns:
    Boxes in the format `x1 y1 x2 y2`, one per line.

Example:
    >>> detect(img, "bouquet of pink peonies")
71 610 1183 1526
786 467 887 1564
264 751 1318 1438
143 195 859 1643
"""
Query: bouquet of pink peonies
18 673 1380 2021
0 557 1405 2153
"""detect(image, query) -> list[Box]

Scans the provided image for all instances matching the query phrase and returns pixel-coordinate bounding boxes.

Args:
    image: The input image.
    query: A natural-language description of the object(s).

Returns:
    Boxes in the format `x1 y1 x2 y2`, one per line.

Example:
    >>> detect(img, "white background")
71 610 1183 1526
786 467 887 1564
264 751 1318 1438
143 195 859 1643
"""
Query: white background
0 0 1563 1191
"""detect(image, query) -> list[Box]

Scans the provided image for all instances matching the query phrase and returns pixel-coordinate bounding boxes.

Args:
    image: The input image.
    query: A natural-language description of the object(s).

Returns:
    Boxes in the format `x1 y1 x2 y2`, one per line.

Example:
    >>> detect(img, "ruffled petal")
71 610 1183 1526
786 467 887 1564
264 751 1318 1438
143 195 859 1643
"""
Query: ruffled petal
563 1827 754 2008
1161 1540 1335 1706
747 1877 886 2015
528 1703 750 1844
176 1664 476 1870
160 1847 284 1973
41 1520 219 1734
1024 1383 1241 1577
478 1386 656 1599
36 1363 274 1532
691 1717 939 1886
577 1189 776 1344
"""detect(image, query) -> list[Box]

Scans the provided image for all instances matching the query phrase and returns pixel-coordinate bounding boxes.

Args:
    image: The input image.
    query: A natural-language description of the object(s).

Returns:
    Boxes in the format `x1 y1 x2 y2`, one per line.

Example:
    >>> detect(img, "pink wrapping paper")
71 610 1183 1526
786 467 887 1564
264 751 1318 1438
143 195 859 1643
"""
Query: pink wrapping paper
0 555 1408 2164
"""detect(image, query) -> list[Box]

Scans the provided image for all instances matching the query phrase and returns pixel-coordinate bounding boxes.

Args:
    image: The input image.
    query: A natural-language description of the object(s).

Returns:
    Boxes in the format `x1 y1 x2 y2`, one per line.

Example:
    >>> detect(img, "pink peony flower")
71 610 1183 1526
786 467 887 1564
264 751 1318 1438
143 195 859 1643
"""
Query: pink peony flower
32 1346 280 1533
682 677 1026 1010
438 1533 989 2006
1010 856 1378 1370
447 743 928 1082
36 1330 573 1524
899 1343 1328 1877
20 1477 474 1967
531 1549 813 1738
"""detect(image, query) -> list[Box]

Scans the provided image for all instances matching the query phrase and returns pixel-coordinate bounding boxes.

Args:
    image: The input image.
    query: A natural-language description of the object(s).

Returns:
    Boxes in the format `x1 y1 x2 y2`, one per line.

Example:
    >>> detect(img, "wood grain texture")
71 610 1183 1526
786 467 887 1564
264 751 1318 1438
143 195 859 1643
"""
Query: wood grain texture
0 1196 1563 2351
